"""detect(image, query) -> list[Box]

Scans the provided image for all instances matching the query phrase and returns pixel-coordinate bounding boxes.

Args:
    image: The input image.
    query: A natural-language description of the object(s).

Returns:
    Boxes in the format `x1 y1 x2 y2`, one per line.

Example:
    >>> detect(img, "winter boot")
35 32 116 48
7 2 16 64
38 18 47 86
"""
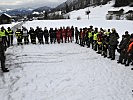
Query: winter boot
2 68 9 72
125 64 129 67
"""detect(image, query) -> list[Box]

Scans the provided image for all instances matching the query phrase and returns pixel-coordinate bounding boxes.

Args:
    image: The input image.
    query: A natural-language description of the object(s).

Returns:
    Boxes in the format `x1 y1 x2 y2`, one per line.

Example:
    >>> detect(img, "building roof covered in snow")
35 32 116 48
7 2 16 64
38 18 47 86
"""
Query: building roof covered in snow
0 13 12 24
2 13 12 18
32 12 40 15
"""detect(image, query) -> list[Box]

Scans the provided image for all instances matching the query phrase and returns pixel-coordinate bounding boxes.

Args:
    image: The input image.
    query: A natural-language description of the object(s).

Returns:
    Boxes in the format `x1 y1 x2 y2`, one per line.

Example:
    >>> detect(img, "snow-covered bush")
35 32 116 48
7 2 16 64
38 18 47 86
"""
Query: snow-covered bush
106 14 113 20
125 14 133 20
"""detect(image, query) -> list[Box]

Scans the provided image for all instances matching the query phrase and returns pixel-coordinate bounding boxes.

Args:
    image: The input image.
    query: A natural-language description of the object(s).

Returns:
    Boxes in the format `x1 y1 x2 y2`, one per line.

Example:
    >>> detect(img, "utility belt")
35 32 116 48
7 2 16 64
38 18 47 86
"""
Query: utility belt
97 42 102 45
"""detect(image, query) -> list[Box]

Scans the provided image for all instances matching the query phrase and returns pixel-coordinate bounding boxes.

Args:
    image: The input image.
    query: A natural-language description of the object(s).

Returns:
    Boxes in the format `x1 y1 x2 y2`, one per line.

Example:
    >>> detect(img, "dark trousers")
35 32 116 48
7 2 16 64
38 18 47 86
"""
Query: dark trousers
102 44 108 57
31 38 36 44
75 36 79 44
87 39 91 48
23 36 29 44
0 54 6 70
81 38 85 46
93 40 97 51
45 37 49 44
8 35 13 46
118 50 126 63
17 38 23 45
2 36 8 48
126 53 133 65
53 38 56 43
50 38 53 44
97 44 102 53
38 38 44 44
109 45 116 59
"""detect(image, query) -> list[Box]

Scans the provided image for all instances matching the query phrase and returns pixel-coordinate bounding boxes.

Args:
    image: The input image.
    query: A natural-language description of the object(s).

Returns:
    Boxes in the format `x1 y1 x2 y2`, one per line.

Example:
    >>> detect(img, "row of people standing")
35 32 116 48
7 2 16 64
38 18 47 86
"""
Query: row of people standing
15 26 75 45
74 26 133 66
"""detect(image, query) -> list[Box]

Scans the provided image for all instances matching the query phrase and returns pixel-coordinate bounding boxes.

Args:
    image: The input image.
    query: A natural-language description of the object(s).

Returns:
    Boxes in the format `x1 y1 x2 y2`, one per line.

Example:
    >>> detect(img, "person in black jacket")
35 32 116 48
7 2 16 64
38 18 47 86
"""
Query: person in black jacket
53 28 57 43
35 27 44 44
15 28 23 45
44 27 49 44
0 37 9 72
75 27 79 44
29 27 36 44
108 28 119 60
71 26 74 41
49 28 54 44
117 32 130 64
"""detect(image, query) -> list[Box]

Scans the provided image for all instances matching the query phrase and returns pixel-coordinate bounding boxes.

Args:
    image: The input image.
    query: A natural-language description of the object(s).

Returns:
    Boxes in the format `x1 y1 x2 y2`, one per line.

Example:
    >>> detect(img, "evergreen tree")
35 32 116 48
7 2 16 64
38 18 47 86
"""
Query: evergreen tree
65 2 70 13
114 0 130 7
44 12 48 19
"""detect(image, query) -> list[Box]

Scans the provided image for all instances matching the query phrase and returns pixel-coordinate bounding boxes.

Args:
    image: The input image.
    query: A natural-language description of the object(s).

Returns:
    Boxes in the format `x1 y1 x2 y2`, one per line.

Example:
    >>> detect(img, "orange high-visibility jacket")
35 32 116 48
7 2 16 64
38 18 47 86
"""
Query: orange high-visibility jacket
128 42 133 52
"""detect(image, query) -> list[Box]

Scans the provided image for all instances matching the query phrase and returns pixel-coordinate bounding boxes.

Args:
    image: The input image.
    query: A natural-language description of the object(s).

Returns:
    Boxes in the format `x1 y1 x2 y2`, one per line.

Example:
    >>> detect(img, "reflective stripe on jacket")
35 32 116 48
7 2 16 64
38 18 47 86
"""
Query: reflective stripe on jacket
7 30 13 36
128 42 133 52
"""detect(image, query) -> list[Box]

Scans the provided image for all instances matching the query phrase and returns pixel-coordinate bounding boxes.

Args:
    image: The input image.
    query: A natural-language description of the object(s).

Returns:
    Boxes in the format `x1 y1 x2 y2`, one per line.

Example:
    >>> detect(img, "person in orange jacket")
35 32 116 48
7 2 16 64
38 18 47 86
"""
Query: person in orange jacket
125 34 133 66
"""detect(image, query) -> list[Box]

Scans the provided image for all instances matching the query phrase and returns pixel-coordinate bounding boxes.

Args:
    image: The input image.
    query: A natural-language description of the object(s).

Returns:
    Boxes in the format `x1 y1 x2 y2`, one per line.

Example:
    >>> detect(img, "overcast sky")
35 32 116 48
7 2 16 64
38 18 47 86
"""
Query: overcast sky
0 0 66 9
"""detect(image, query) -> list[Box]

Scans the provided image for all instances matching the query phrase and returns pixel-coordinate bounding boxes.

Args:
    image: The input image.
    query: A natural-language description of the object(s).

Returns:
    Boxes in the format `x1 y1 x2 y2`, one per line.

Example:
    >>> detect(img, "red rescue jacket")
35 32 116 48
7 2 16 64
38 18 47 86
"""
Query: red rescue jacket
56 30 61 39
67 29 72 37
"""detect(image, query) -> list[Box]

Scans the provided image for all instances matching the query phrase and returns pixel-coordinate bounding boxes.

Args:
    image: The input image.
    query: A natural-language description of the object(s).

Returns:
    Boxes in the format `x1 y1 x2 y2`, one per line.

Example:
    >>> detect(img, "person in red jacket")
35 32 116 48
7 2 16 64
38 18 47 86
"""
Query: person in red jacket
62 27 67 43
67 27 72 43
56 29 61 44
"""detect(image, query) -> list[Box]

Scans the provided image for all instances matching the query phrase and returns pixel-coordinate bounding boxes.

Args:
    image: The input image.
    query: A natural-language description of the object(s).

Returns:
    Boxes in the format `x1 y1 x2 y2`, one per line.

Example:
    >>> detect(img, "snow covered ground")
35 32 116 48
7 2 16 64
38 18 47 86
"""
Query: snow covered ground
0 43 133 100
0 1 133 100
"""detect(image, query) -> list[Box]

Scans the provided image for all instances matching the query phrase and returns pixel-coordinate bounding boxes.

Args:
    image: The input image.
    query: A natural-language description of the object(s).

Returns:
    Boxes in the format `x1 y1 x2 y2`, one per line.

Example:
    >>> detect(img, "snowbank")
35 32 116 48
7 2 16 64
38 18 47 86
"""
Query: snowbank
0 22 20 29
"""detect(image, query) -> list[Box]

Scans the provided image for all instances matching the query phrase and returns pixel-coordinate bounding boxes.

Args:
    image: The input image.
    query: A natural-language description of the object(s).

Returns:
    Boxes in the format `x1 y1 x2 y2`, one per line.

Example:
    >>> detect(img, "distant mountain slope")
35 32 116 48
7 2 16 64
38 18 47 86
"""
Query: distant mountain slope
53 0 111 12
32 6 52 12
3 8 33 16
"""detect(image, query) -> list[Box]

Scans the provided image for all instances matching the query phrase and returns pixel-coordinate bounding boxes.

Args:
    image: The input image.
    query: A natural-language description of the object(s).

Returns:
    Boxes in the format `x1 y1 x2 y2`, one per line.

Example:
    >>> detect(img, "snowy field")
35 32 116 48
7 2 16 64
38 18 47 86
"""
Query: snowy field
0 1 133 100
0 43 133 100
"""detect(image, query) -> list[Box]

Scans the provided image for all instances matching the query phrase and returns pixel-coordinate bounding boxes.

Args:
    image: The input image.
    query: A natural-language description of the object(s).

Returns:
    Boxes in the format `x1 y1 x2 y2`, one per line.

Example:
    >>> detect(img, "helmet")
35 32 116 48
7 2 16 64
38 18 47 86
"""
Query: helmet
112 28 116 31
130 34 133 38
1 26 4 30
8 27 10 29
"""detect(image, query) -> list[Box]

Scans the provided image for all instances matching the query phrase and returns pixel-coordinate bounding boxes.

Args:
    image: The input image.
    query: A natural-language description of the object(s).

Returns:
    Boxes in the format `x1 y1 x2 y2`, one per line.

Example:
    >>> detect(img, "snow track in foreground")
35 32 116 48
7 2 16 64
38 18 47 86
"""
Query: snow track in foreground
0 43 133 100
